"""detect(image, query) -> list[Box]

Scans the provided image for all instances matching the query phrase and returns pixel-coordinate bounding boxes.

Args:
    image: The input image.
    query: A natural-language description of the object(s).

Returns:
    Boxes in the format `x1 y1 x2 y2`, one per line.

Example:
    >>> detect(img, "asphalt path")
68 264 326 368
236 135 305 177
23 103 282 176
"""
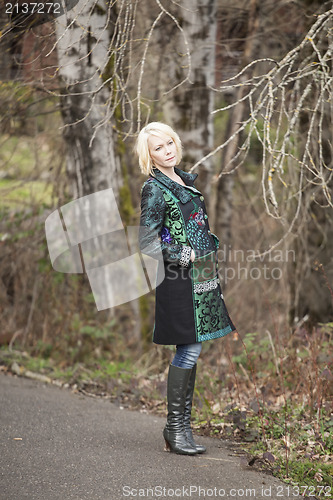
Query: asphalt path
0 373 304 500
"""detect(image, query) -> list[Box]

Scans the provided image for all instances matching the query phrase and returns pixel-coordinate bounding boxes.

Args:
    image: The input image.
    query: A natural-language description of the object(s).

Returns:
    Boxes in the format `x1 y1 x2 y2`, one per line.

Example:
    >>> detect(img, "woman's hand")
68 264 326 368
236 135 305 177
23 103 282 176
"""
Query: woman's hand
190 249 196 262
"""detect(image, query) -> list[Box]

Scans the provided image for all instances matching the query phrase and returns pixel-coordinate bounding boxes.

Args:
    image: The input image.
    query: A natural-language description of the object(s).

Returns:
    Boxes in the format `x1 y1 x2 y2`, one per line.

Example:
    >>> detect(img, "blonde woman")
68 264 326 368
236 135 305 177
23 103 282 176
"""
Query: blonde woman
137 122 236 455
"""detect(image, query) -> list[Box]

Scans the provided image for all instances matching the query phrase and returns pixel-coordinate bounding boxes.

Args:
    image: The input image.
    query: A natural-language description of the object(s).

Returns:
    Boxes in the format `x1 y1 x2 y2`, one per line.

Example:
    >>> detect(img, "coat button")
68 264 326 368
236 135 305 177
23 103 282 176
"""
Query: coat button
208 230 211 235
200 196 204 201
204 214 208 219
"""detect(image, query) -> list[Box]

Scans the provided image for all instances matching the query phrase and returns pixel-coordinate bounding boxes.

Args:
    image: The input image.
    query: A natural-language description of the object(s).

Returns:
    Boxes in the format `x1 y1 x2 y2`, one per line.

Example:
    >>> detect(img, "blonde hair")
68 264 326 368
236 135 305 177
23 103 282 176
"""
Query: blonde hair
135 122 182 176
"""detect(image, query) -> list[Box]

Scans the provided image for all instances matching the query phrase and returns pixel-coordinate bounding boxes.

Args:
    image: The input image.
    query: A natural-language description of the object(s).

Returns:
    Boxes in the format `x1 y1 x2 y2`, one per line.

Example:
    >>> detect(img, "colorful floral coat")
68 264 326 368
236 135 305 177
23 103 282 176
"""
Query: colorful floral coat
139 167 236 345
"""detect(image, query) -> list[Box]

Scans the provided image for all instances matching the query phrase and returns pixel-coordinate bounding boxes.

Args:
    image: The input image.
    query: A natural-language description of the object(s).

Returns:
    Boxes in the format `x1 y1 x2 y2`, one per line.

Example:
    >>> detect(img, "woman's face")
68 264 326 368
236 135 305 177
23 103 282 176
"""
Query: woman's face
148 134 178 170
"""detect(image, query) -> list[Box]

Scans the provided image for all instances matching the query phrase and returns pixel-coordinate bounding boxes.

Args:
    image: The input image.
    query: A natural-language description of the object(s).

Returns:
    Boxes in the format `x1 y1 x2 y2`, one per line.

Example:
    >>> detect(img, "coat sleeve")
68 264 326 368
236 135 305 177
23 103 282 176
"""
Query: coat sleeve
139 181 192 267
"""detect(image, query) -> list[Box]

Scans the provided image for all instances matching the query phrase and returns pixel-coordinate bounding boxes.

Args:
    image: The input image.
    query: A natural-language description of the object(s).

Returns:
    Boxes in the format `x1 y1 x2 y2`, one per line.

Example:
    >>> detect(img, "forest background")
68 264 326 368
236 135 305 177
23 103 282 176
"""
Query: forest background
0 0 333 492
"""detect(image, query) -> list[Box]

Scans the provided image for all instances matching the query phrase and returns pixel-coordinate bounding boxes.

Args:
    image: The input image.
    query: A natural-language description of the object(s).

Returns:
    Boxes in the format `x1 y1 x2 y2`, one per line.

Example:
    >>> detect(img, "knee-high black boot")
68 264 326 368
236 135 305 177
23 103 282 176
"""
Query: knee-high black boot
183 364 206 454
163 365 198 455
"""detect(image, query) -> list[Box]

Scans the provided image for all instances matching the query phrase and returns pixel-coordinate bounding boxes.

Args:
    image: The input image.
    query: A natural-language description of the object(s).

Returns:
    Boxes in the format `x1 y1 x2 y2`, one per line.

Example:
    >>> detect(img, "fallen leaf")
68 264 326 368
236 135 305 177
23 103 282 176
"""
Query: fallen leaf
263 452 275 462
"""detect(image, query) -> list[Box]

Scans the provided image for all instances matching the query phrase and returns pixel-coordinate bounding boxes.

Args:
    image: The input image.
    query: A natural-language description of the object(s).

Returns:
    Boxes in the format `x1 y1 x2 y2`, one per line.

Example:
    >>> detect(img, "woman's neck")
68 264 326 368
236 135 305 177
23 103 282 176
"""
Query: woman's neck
155 166 186 186
155 166 176 178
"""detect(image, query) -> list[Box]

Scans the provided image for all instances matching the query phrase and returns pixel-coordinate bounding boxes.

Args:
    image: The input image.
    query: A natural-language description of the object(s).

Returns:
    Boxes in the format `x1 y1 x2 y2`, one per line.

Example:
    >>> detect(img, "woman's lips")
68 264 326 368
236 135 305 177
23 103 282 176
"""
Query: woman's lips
166 156 175 161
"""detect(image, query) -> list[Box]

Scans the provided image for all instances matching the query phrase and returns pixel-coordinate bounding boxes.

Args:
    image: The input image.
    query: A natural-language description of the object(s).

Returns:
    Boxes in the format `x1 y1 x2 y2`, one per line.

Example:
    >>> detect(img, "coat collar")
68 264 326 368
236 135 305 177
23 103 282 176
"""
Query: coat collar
151 167 201 203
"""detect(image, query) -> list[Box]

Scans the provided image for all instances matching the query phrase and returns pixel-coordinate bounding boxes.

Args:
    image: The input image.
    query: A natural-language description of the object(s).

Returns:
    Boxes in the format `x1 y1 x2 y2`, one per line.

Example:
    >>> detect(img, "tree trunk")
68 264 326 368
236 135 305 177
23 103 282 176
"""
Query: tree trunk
158 0 217 202
289 190 333 325
54 0 129 326
287 1 333 326
289 96 333 325
0 10 15 82
55 0 122 199
214 0 260 266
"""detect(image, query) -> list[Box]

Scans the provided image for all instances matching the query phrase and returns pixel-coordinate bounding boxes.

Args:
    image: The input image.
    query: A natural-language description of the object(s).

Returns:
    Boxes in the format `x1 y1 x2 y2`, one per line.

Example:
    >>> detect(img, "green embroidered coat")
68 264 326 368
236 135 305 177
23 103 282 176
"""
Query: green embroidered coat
139 167 236 345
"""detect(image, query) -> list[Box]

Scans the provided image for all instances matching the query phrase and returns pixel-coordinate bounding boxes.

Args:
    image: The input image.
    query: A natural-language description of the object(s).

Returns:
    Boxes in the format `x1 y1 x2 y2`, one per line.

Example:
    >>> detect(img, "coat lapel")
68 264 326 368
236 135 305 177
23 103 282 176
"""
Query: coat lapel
151 167 201 203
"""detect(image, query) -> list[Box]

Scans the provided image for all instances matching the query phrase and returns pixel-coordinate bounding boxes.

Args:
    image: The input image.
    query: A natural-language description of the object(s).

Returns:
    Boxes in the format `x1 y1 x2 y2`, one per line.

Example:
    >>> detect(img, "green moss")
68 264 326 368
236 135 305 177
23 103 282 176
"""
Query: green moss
118 182 134 225
0 136 38 175
139 294 152 350
92 3 106 15
0 178 53 209
117 128 134 224
278 459 333 491
101 54 115 85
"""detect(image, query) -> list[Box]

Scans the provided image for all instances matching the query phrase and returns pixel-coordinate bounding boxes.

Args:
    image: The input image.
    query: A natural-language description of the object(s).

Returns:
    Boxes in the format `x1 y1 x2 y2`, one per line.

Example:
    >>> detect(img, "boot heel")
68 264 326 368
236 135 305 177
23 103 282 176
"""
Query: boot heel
164 439 171 452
